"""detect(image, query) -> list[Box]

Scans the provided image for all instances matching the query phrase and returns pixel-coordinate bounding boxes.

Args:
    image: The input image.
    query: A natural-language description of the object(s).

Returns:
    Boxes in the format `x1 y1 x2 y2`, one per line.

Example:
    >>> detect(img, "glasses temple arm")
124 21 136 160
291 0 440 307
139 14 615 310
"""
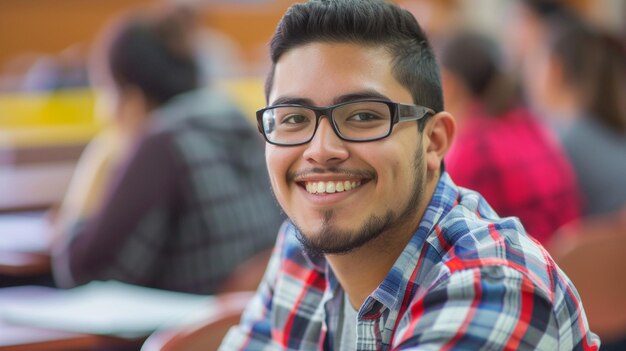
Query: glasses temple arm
397 104 436 122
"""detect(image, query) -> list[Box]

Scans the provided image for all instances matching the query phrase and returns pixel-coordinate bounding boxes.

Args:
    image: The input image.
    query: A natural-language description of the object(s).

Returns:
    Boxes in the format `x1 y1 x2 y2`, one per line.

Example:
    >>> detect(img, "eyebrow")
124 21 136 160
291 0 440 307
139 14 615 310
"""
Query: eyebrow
270 90 392 107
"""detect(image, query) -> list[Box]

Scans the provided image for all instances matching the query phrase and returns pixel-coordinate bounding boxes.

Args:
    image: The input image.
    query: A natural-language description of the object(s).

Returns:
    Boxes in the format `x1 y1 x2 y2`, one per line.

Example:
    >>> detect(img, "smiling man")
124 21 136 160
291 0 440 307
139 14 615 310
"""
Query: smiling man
220 0 599 350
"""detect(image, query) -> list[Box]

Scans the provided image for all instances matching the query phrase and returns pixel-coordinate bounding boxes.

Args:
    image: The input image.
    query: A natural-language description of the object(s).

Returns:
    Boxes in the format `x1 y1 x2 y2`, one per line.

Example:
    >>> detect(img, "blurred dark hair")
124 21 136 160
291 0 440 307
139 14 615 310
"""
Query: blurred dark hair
266 0 442 131
439 31 519 116
544 12 626 133
520 0 568 18
104 6 199 107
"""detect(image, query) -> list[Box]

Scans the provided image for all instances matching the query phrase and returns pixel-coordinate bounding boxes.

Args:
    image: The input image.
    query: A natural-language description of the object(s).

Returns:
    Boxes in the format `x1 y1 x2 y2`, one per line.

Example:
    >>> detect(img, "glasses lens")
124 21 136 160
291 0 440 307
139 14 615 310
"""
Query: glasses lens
333 101 392 140
262 106 316 145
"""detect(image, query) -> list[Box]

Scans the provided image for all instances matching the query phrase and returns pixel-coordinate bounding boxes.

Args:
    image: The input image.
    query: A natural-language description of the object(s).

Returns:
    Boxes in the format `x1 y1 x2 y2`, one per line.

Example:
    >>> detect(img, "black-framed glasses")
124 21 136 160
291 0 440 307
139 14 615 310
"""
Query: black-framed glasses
256 99 436 146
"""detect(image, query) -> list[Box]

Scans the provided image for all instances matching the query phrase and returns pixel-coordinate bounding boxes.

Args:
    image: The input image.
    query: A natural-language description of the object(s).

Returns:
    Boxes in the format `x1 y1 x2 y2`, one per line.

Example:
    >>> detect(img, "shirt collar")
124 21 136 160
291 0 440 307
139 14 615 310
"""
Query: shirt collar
296 172 460 311
369 172 460 310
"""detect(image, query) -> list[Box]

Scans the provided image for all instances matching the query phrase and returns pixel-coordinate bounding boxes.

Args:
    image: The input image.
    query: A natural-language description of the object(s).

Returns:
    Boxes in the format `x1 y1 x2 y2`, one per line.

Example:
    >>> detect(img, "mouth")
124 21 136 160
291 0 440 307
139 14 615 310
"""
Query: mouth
299 179 365 194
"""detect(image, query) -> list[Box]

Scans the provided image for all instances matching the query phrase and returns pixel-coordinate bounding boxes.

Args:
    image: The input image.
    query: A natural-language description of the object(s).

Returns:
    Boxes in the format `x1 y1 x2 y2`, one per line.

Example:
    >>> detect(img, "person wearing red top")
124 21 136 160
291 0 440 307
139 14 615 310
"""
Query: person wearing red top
441 31 581 245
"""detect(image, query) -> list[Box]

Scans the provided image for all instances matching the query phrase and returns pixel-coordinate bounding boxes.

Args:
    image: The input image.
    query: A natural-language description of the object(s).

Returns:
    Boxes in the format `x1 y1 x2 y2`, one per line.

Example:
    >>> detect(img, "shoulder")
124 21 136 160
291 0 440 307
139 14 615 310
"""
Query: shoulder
393 186 597 347
149 89 252 134
393 263 564 350
425 187 555 293
144 89 263 161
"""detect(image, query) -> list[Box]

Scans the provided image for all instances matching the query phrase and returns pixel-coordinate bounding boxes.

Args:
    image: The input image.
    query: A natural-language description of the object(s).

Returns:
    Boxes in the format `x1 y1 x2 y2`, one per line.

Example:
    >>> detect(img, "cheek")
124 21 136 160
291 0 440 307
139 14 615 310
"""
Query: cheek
265 147 283 186
361 145 406 188
265 146 297 201
384 127 422 175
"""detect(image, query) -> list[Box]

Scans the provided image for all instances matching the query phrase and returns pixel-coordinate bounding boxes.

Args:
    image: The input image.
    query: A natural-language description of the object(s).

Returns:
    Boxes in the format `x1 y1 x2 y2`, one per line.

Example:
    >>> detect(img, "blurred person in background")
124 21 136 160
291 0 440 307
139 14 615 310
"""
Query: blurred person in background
513 4 626 348
175 2 247 81
520 10 626 217
441 31 581 245
51 5 284 294
501 0 606 80
504 0 566 75
398 0 461 48
20 44 89 92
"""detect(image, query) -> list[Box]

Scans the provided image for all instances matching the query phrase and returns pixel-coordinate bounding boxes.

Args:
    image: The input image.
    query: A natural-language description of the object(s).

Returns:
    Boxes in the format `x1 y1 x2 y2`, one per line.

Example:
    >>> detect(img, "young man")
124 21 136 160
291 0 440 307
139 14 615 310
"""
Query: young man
220 0 600 349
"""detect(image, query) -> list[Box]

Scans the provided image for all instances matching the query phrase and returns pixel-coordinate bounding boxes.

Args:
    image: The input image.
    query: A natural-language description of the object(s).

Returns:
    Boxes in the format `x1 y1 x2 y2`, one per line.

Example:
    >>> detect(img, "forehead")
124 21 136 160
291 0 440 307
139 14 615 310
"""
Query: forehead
269 42 413 106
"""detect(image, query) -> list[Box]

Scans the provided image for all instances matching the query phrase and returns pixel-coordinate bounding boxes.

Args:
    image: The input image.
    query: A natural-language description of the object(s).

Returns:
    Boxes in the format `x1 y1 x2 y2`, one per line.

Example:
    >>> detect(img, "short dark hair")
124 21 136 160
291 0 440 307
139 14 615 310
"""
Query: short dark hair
105 7 199 107
519 0 566 18
265 0 443 130
439 31 519 117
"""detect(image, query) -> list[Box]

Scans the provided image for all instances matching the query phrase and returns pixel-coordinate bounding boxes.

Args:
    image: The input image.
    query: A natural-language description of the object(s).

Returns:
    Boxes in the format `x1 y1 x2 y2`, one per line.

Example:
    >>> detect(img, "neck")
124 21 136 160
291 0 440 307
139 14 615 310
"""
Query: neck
326 173 438 309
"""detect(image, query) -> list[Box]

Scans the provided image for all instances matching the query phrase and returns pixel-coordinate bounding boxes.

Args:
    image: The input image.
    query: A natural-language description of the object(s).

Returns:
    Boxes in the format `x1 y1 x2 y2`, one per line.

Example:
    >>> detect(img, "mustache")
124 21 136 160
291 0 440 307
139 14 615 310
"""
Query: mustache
287 167 376 182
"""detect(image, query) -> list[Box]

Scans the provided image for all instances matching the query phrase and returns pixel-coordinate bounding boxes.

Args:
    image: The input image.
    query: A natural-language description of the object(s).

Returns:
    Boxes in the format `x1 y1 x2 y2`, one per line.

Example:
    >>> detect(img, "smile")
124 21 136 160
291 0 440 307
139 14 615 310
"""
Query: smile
304 180 362 194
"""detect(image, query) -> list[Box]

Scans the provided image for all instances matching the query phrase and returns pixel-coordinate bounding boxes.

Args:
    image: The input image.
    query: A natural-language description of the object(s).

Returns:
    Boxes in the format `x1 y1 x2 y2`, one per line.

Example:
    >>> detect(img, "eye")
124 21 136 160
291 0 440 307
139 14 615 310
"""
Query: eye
347 112 383 122
281 114 310 124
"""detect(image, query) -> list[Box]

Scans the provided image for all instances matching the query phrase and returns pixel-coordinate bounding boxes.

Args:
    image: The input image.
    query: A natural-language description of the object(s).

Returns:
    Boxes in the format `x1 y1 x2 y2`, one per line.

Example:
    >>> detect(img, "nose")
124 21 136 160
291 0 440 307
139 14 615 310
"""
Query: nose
302 117 349 165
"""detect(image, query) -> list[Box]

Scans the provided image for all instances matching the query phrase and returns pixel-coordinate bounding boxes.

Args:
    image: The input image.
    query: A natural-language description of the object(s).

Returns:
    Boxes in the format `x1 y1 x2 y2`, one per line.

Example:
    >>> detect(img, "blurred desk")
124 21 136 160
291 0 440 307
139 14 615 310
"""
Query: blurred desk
0 321 143 351
0 282 215 351
0 212 52 283
0 163 75 213
0 125 90 213
0 321 98 351
0 252 50 277
0 286 144 351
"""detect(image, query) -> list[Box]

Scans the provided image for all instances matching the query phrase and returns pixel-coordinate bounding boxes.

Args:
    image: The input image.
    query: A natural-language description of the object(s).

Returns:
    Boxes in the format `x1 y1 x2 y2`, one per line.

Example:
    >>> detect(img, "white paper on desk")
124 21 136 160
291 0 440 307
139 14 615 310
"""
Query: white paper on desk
0 212 51 253
0 280 215 338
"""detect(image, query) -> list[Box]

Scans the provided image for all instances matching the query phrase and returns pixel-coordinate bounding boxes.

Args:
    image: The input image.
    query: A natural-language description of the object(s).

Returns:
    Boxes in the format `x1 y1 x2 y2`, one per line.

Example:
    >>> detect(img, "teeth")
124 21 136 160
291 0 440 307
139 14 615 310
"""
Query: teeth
304 180 362 194
326 182 335 193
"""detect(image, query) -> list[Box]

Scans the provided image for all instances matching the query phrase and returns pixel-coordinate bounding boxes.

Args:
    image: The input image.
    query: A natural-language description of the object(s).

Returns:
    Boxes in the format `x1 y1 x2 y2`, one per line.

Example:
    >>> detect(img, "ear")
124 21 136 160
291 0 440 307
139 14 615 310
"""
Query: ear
424 111 456 173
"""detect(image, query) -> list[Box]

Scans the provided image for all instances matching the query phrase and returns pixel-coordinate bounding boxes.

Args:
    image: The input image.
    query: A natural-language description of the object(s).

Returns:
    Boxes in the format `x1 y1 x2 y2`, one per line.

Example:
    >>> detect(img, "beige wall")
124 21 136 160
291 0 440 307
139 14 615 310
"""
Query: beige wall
0 0 150 69
2 0 621 77
0 0 293 74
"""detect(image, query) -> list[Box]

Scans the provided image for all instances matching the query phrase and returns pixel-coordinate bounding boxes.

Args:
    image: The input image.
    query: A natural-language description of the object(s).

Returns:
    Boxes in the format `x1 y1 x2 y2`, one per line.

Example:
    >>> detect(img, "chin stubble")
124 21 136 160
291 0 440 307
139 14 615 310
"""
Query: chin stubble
293 148 426 256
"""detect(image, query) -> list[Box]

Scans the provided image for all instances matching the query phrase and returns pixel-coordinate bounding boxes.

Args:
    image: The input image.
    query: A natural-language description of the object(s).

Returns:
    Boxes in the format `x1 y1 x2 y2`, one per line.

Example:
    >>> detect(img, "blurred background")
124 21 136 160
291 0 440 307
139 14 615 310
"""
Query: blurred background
0 0 622 88
0 0 624 348
2 0 622 213
0 0 299 211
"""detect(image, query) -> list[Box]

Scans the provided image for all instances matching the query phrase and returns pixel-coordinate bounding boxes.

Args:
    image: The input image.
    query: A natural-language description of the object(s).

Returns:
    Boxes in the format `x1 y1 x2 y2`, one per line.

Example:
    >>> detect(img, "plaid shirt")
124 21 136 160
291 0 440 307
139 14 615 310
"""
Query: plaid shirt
221 173 599 350
446 104 581 245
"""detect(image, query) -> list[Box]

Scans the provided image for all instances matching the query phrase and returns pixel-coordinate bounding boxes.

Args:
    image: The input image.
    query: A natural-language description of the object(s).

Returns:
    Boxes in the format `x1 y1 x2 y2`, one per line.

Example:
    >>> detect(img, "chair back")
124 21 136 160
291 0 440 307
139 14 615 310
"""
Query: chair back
141 291 253 351
551 218 626 343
